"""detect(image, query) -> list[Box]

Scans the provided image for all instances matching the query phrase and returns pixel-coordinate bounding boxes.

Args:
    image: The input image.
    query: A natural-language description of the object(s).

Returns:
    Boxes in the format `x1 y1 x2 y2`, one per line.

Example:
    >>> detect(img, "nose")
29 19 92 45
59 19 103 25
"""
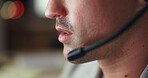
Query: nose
45 0 67 19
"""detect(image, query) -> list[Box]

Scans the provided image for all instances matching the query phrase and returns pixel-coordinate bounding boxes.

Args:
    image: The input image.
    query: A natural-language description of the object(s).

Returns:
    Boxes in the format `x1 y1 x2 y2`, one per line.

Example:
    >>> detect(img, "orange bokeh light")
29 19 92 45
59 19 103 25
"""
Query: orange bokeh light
9 1 24 19
8 1 18 19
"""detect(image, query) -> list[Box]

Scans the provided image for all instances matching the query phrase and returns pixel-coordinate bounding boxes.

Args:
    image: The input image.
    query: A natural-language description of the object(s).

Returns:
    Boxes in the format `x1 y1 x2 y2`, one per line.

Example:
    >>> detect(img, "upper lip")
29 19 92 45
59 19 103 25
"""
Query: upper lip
55 26 72 34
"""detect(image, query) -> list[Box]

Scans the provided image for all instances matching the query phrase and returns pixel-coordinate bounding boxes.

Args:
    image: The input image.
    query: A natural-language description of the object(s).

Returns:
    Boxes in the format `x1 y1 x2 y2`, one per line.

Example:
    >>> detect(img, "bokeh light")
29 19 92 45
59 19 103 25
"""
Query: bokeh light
0 1 13 20
0 0 24 20
9 1 24 19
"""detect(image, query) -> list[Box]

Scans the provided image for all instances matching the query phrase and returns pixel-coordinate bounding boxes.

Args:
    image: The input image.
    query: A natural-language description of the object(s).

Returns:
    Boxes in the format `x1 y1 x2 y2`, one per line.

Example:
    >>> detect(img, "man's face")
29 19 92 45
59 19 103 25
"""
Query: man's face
45 0 139 63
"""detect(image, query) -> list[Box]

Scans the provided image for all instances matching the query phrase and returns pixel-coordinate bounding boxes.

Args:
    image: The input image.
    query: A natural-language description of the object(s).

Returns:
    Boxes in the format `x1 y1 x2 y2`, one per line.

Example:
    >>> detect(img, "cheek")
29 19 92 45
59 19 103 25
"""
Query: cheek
68 3 105 46
72 6 106 40
69 5 88 35
68 0 137 46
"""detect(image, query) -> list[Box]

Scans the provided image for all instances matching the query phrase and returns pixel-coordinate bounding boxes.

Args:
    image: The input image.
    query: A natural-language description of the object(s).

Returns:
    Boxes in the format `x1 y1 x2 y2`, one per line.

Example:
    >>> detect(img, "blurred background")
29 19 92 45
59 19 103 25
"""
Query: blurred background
0 0 65 78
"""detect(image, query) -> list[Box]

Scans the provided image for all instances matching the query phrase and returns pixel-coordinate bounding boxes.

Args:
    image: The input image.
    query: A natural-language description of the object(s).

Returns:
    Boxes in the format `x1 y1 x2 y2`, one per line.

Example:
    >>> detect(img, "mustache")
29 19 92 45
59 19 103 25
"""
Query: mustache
56 17 73 31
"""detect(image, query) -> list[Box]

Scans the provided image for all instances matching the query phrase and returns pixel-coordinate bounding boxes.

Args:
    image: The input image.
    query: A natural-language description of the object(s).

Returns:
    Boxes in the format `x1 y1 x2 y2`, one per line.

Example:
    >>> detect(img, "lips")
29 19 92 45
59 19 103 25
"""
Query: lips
56 27 72 42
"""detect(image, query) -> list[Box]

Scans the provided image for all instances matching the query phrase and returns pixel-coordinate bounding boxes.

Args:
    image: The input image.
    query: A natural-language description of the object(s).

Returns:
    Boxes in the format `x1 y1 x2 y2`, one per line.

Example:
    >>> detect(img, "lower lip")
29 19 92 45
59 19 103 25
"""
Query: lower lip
58 32 72 42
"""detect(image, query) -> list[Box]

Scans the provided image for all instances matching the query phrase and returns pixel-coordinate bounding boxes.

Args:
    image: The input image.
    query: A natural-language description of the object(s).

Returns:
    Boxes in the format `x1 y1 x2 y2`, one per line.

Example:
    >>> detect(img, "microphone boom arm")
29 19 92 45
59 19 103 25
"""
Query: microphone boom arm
68 4 148 61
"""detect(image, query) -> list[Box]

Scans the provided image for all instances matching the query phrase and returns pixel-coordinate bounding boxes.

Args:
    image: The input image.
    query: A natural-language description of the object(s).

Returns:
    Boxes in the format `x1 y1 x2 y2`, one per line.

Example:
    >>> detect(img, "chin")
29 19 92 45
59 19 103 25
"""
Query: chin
63 46 99 64
63 47 82 64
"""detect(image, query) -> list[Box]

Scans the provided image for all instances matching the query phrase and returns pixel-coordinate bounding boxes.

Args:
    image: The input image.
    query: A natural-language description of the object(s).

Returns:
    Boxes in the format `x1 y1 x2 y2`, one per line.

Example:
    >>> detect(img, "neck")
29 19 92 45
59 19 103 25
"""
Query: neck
98 12 148 78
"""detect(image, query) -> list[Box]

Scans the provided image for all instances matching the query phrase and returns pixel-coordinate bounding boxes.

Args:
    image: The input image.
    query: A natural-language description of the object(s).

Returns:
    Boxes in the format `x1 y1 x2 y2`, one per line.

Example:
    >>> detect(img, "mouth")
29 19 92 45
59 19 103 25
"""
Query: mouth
56 26 72 43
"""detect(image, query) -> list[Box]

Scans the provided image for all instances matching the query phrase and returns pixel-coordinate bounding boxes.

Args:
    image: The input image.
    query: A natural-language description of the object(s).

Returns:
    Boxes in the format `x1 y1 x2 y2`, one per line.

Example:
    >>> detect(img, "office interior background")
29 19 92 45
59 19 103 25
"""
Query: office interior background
0 0 65 78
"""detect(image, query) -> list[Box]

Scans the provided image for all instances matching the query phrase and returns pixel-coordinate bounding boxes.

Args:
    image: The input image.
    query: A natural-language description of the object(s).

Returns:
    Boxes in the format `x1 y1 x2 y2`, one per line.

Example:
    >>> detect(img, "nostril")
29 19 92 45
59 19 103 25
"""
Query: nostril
45 12 55 19
53 15 57 18
53 15 60 18
45 11 61 19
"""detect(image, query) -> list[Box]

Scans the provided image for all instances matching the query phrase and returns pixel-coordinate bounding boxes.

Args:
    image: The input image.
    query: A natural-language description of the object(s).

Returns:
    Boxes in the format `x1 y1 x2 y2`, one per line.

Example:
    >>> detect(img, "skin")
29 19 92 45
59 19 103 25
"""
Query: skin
45 0 148 78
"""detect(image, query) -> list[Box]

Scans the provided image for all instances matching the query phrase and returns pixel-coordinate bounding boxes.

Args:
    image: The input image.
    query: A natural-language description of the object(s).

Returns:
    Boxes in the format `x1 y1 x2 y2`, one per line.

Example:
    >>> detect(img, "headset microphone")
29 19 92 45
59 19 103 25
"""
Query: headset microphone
67 3 148 61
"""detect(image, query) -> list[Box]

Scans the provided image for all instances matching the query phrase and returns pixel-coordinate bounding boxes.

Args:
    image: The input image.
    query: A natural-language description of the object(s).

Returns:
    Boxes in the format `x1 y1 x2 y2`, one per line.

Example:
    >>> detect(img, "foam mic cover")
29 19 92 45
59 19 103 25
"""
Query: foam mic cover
68 48 85 61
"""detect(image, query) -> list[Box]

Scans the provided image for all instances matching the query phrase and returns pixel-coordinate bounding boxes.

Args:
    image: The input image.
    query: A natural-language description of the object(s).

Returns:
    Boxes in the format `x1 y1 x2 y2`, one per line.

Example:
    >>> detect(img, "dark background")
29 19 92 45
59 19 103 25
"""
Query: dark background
0 0 62 53
0 1 65 78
